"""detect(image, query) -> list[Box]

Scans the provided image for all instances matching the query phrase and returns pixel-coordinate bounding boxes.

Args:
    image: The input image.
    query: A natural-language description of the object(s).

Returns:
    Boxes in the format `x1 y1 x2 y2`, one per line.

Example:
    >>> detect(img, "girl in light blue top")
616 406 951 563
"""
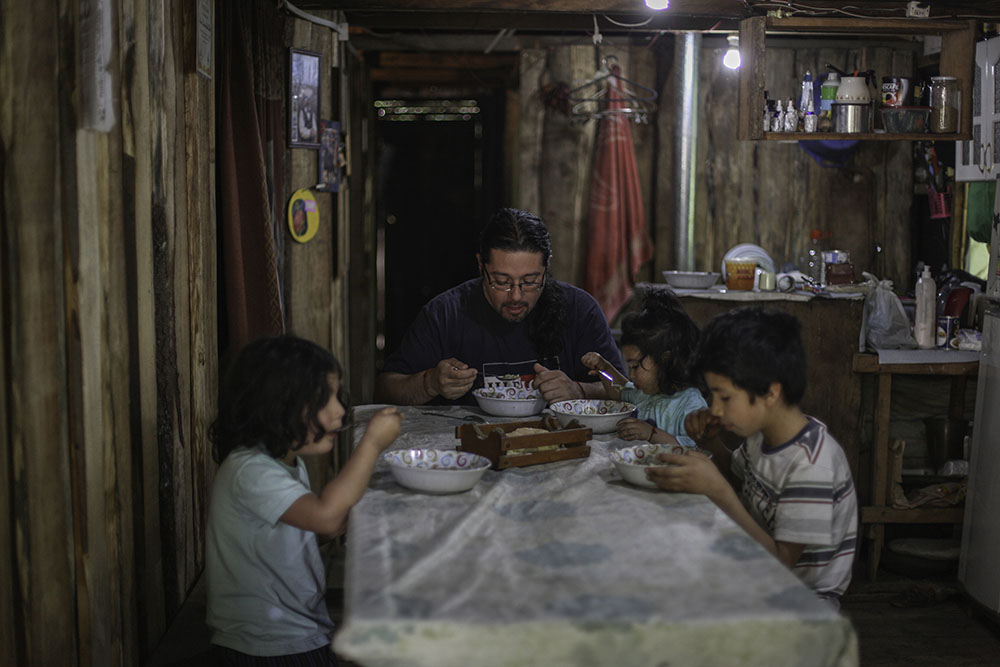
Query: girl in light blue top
583 286 706 446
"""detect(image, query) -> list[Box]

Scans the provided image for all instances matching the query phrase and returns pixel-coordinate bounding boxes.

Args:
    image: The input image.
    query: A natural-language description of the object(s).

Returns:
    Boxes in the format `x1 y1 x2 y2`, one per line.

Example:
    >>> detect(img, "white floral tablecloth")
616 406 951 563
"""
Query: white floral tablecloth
333 405 858 667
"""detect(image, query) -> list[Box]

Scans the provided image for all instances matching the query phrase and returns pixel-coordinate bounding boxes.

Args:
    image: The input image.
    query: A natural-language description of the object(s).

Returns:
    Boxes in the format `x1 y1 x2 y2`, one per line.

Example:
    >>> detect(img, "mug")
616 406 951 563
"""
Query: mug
755 269 777 291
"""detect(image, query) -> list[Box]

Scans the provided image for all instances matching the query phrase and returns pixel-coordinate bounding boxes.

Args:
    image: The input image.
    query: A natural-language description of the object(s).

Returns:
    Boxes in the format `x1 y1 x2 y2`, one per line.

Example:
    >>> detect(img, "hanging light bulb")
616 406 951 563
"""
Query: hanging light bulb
723 34 741 70
645 0 669 9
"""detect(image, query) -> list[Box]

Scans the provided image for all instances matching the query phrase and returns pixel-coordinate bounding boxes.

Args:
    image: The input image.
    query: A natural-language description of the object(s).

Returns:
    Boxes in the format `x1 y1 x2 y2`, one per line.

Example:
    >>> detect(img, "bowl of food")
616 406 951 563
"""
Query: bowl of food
383 448 491 494
662 271 722 290
548 399 636 434
610 443 712 489
473 387 547 417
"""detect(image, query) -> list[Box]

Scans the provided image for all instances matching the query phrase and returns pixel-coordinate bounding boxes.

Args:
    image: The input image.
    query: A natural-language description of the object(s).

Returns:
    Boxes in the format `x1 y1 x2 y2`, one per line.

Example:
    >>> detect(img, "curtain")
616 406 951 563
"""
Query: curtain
217 0 287 353
583 65 654 321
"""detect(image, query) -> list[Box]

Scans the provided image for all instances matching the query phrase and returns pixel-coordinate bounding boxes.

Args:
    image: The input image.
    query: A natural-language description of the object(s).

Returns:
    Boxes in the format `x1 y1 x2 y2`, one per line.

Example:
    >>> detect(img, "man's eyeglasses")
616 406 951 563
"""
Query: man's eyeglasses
483 266 545 293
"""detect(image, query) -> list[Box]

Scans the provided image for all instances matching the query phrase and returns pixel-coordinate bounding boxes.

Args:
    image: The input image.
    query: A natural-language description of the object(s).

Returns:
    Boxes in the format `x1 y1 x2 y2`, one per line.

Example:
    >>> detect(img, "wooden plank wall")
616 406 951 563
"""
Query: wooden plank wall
284 15 352 486
517 45 657 287
1 0 216 664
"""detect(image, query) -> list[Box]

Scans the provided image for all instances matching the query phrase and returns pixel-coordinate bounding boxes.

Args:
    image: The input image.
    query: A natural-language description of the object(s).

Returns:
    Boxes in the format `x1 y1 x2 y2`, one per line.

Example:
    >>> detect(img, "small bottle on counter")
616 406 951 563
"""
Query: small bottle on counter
802 229 826 285
783 99 797 132
803 94 817 132
772 102 784 132
914 265 937 348
798 70 814 128
818 72 840 132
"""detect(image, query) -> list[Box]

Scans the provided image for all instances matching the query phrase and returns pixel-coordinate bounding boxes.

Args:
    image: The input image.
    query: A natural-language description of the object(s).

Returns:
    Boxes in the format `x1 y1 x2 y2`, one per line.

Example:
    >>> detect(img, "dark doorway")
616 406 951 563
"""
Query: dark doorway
374 94 506 362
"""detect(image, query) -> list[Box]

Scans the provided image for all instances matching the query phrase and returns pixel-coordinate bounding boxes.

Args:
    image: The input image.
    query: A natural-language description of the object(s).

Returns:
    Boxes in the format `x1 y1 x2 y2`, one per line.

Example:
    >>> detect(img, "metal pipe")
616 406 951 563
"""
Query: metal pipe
673 32 701 271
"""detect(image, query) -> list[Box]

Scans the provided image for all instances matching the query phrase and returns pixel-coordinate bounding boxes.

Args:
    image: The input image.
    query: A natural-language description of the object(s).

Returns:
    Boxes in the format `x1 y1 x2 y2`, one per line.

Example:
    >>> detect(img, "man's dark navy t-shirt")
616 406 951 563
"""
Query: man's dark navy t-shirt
380 278 625 405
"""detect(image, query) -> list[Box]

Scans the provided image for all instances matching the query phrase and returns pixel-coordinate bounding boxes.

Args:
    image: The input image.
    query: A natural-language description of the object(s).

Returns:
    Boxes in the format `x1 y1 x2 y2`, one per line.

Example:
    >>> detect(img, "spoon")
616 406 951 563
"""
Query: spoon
422 411 486 423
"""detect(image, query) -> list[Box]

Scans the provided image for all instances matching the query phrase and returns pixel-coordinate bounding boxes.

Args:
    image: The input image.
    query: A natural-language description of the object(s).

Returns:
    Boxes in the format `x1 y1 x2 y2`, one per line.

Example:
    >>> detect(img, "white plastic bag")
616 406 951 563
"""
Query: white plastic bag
861 272 917 350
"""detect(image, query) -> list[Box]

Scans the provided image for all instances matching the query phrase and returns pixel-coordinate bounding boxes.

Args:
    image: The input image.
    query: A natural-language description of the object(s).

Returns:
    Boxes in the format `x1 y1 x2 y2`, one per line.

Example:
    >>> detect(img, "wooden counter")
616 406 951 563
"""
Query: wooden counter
678 294 865 477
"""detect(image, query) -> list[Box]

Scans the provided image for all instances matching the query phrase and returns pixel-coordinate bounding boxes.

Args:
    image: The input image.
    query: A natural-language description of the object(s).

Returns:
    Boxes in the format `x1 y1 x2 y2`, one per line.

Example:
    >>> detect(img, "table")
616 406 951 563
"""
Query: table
852 351 978 580
333 405 859 667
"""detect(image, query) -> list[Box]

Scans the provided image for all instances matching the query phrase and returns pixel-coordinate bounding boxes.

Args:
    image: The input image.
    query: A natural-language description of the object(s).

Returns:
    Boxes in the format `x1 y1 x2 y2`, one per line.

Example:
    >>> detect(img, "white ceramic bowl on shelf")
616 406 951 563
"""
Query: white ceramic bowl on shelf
548 399 636 434
610 443 713 489
383 448 491 494
662 271 721 289
472 388 547 417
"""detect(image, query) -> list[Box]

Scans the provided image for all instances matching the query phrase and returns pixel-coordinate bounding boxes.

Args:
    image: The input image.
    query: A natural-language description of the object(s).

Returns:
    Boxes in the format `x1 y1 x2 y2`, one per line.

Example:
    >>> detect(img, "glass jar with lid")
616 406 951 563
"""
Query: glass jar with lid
929 76 959 133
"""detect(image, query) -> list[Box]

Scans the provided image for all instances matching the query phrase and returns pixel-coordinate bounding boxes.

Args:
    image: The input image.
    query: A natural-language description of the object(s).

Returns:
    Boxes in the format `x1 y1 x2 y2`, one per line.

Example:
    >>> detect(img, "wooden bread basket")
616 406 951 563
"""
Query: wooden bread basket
456 416 592 470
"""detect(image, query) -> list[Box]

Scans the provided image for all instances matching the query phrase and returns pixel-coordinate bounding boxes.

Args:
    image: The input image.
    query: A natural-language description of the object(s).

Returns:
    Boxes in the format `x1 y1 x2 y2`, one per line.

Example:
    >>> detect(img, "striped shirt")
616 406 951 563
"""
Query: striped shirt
732 417 858 598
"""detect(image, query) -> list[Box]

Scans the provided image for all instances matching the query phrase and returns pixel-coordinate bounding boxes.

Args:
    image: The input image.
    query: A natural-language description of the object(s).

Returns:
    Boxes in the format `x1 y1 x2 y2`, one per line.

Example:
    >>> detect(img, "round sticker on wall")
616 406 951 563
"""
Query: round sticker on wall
287 188 319 243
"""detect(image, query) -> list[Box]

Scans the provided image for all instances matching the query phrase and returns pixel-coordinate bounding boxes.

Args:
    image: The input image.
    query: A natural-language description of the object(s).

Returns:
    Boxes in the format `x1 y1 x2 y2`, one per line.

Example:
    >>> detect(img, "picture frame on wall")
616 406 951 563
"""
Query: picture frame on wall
317 120 340 192
289 48 321 147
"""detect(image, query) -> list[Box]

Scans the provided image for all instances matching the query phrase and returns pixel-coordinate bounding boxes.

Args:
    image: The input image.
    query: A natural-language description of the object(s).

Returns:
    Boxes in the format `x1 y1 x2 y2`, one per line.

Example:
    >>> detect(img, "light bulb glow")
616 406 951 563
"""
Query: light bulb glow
645 0 669 9
723 47 741 69
723 35 741 69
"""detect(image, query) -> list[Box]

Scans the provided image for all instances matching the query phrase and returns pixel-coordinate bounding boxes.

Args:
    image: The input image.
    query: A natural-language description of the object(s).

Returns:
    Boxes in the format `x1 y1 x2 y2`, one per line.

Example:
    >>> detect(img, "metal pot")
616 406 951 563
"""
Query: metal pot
832 102 871 133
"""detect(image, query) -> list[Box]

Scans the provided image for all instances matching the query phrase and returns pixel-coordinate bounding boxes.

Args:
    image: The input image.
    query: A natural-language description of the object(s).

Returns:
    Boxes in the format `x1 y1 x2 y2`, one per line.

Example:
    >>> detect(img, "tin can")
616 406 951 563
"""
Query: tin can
822 249 850 264
881 77 911 107
936 315 959 349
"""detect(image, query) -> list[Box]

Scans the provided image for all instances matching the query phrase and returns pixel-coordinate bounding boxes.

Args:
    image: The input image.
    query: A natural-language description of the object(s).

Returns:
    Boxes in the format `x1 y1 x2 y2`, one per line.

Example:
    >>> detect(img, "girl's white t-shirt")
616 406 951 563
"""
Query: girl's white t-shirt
206 446 334 656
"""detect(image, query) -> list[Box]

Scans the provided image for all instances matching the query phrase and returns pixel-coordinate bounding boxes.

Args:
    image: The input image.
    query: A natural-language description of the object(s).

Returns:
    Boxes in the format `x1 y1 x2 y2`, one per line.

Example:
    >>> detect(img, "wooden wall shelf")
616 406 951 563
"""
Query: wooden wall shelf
738 16 977 141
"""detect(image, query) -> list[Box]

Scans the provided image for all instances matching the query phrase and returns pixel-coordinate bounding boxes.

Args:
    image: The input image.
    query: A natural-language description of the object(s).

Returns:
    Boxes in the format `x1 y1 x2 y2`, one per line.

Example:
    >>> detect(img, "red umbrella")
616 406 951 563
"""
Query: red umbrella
583 64 654 321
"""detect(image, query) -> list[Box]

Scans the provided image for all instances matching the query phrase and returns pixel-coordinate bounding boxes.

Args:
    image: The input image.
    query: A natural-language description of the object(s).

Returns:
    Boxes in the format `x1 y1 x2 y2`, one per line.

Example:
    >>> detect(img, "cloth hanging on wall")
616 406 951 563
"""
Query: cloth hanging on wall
218 0 287 353
583 65 654 321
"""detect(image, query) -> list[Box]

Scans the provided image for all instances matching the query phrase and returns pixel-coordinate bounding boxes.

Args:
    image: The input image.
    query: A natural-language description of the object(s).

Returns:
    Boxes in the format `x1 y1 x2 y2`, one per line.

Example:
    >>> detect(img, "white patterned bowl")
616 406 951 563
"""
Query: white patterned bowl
548 399 636 434
473 388 547 417
383 448 491 494
610 443 712 489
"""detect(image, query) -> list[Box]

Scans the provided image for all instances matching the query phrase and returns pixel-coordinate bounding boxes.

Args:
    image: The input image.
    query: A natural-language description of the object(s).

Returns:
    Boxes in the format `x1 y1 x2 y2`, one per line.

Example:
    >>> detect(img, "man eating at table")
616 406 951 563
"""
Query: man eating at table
375 207 625 406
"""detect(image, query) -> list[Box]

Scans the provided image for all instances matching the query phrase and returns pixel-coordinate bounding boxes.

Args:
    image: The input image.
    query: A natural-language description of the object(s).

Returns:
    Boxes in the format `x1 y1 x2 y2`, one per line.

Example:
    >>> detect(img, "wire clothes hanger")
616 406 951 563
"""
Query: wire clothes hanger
567 55 658 124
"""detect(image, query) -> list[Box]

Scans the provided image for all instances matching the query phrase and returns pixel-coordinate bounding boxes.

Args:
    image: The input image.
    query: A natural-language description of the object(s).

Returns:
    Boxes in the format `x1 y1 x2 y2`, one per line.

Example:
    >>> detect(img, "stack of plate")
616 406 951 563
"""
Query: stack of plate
721 243 776 280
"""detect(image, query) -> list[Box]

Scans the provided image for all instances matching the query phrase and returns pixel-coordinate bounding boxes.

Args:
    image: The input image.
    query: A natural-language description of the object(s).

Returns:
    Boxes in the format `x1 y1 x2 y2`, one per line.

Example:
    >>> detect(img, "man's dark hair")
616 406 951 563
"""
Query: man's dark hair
478 208 565 359
692 307 806 405
210 335 347 463
620 286 700 394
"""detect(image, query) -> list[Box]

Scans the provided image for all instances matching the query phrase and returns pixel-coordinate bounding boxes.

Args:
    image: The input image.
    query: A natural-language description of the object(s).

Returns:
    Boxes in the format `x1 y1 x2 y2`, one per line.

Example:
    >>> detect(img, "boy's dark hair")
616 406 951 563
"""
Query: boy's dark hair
619 286 700 394
209 335 347 463
478 207 565 359
692 307 806 404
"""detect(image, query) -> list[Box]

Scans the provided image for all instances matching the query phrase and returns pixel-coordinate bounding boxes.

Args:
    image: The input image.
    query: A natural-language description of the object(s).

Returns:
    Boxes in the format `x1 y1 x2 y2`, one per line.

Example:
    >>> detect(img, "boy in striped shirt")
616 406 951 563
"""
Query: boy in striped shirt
647 307 857 606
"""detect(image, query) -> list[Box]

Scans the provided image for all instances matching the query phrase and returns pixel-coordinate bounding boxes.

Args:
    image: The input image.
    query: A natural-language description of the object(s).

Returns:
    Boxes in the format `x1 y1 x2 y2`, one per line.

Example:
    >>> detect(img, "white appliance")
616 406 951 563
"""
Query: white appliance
959 176 1000 613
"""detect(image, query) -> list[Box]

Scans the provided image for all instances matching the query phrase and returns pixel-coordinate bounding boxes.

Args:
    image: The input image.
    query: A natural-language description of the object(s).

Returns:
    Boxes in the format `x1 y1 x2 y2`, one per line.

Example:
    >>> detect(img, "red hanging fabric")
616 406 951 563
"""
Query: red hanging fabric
583 65 654 321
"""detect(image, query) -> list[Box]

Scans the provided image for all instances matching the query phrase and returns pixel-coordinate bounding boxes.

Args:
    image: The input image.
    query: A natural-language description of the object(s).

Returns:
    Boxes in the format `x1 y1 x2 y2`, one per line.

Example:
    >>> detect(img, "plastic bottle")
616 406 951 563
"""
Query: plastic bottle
798 70 814 128
818 72 840 131
914 265 937 348
804 229 826 284
819 72 840 116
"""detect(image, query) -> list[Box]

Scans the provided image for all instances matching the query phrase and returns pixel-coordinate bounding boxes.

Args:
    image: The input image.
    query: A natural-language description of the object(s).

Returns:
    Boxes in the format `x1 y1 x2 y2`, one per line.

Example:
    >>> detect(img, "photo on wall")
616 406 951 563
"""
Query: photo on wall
317 120 340 191
289 48 321 147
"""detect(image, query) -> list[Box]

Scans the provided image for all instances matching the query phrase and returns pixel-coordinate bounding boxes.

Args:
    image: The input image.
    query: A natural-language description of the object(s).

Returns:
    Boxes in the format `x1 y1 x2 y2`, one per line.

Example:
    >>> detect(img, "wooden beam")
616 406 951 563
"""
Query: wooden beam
370 67 515 84
378 52 517 69
306 0 747 15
